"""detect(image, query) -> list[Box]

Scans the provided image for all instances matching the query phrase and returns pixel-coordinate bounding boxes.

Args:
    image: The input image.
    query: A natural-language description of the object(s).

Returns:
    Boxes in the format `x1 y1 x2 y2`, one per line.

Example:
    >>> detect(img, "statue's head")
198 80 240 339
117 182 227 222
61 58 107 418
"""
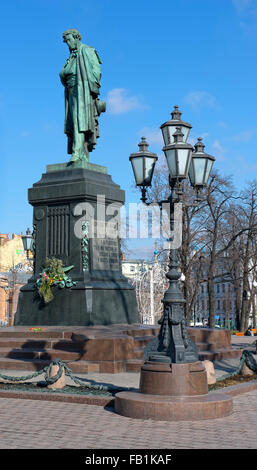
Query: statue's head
62 29 82 51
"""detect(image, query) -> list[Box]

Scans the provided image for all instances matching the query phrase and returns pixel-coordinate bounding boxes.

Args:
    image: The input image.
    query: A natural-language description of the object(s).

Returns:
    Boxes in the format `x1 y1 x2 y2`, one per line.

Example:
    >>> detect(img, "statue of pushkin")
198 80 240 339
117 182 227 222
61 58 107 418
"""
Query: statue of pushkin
60 29 106 163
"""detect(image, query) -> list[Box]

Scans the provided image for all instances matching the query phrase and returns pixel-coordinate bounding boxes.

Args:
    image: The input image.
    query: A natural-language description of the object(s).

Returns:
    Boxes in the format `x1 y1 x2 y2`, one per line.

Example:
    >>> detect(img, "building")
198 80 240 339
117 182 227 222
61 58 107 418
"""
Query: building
121 258 151 281
0 233 27 272
194 255 237 328
0 269 32 325
0 233 33 325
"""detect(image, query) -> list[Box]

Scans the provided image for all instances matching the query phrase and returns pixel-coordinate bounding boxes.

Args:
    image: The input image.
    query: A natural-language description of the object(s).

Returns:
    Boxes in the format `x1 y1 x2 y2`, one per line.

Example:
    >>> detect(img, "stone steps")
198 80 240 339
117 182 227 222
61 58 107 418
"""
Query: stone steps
198 348 242 361
125 327 159 337
0 337 84 351
124 333 242 372
0 329 99 374
0 357 100 374
133 336 154 348
126 359 145 372
0 330 73 339
0 347 82 361
124 348 243 373
0 327 146 374
0 325 242 375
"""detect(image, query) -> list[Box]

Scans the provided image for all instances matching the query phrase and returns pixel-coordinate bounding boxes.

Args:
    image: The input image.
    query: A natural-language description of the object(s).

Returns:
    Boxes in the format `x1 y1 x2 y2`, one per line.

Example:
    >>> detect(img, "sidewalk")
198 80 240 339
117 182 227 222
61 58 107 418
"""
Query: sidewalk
0 335 256 449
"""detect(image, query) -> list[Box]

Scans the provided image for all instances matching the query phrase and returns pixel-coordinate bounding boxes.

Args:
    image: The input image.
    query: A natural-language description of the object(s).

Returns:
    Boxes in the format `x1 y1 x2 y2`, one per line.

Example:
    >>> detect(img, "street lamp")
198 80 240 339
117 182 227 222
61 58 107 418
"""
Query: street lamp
160 105 192 145
189 137 215 188
129 137 158 203
129 107 215 364
21 228 33 260
115 107 233 422
162 126 193 180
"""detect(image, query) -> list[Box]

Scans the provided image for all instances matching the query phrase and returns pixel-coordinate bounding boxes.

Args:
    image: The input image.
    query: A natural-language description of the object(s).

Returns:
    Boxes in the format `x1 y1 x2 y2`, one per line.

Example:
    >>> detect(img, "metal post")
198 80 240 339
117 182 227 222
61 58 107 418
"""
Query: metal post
147 179 198 364
150 268 154 324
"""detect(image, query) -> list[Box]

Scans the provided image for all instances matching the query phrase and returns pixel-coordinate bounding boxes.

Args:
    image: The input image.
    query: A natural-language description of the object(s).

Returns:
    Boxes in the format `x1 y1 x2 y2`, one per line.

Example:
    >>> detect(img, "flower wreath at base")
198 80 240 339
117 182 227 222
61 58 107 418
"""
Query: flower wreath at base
35 257 77 304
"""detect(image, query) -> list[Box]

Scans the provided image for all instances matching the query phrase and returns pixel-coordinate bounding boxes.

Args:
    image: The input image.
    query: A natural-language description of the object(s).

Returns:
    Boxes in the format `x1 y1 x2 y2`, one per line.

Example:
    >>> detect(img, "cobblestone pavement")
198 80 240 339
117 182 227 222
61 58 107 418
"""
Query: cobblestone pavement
0 335 256 450
0 389 257 449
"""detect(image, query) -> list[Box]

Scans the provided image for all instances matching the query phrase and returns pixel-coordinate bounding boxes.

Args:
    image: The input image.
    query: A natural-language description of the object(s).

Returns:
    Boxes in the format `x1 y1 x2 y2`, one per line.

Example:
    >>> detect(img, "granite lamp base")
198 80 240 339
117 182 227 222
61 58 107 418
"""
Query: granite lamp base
115 361 233 421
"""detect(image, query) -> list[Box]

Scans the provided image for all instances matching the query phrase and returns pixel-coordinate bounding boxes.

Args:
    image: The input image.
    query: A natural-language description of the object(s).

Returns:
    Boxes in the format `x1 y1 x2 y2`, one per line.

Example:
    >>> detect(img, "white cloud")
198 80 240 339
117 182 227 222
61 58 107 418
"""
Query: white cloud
187 132 210 147
212 140 225 161
106 88 146 115
232 0 256 14
138 127 163 145
232 0 257 34
183 91 217 111
228 130 254 142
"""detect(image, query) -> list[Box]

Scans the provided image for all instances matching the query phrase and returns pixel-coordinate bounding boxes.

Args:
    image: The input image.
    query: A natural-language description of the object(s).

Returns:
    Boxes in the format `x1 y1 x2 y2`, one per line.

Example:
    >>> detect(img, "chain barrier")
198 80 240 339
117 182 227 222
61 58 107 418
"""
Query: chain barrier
2 350 256 393
216 349 257 382
0 358 114 396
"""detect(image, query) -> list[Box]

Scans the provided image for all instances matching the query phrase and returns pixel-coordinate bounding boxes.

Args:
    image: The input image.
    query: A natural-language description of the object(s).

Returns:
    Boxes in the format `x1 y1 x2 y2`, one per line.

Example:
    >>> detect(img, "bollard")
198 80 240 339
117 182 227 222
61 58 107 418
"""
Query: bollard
240 362 254 377
47 363 66 389
202 360 216 385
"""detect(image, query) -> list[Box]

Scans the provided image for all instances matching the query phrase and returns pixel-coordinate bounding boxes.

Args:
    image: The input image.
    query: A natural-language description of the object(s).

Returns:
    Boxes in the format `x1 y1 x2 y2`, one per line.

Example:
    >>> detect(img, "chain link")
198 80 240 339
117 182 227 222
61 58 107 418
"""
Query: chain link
0 358 112 396
3 350 254 393
216 349 257 382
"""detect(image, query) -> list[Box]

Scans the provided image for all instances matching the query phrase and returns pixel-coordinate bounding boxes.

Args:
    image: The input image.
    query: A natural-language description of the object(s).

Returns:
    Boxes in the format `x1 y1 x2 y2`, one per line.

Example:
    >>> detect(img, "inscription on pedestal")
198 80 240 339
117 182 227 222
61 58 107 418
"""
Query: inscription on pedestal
92 238 120 271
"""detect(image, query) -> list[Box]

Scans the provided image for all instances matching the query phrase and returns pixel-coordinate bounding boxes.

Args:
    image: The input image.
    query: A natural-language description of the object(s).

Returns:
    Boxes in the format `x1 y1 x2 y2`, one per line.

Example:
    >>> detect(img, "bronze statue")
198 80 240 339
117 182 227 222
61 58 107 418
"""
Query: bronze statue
60 29 106 163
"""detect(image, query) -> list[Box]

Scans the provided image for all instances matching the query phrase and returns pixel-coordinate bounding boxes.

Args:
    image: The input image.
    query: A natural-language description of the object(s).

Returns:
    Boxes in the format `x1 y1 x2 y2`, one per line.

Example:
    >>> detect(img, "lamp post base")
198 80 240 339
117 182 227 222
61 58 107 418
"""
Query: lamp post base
115 361 233 421
139 361 208 396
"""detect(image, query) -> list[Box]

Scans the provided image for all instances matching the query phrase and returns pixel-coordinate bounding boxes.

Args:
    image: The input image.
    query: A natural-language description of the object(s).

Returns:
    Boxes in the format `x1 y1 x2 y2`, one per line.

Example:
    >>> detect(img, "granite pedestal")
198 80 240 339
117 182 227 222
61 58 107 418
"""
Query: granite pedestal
15 161 138 326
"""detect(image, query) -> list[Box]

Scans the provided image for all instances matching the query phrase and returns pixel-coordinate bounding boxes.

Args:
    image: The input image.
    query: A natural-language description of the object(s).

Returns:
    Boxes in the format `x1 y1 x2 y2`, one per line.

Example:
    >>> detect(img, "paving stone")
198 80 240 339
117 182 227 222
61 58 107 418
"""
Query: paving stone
0 335 255 449
0 390 256 448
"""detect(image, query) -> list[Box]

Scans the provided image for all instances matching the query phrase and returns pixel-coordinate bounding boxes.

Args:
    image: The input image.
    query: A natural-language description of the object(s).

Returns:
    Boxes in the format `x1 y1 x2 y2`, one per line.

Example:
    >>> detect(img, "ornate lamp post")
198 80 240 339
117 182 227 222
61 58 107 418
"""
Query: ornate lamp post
129 108 215 365
160 105 192 145
21 228 33 261
129 137 158 203
115 106 233 421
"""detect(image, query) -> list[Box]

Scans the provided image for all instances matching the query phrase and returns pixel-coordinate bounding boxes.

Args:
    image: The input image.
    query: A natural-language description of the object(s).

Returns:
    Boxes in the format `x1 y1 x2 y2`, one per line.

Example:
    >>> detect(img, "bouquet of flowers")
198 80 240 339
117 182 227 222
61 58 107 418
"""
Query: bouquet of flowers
29 327 46 333
36 257 77 304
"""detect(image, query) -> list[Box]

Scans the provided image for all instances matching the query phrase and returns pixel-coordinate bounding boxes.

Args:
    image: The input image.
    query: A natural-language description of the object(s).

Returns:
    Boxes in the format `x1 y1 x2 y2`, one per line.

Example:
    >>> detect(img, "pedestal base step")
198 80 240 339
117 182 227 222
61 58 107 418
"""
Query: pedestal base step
115 390 233 421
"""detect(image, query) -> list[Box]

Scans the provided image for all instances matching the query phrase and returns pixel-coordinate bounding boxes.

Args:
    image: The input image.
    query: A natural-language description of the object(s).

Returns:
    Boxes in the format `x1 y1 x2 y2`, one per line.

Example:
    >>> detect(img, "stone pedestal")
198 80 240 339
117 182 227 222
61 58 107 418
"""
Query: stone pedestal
115 360 233 421
15 161 138 326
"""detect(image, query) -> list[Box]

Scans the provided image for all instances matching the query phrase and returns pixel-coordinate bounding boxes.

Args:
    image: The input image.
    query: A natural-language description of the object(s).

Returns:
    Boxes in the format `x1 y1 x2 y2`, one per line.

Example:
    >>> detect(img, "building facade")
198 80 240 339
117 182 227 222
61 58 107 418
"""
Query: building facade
0 233 33 325
193 255 240 328
0 233 27 272
0 271 31 325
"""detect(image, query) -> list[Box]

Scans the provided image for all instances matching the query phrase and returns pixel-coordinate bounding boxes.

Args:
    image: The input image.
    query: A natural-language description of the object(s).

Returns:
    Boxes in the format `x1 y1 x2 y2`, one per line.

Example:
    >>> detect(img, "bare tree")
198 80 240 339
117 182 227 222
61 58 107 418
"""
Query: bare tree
135 155 257 331
235 181 257 330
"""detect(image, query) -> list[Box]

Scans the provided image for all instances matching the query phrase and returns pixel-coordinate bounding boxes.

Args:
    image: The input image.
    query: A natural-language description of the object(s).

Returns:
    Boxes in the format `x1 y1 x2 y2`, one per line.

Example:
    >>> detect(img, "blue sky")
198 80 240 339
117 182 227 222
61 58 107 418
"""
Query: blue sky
1 0 257 259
